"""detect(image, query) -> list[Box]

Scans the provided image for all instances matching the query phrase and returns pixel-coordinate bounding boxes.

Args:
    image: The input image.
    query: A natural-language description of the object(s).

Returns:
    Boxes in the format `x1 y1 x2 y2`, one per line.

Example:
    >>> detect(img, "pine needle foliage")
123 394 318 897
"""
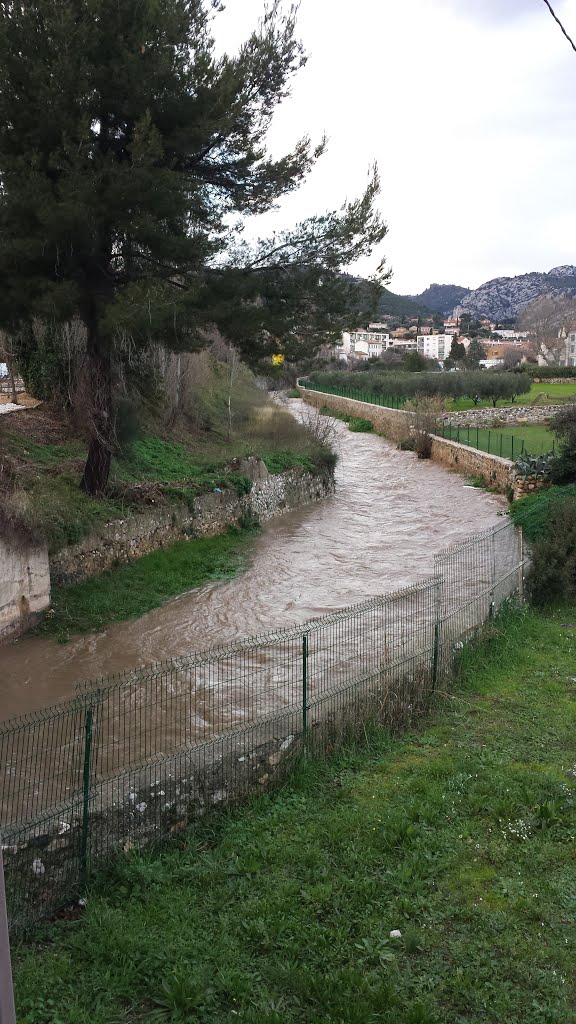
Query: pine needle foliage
0 0 388 493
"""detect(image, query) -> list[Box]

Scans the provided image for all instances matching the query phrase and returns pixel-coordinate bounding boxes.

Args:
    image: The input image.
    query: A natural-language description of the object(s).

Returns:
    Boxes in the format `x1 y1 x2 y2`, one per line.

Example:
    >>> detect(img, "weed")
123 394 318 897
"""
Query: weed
347 416 374 432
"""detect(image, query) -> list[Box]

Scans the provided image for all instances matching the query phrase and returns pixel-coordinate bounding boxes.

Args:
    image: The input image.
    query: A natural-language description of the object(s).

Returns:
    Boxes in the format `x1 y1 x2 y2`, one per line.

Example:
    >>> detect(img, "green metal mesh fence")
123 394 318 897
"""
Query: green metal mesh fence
0 521 524 932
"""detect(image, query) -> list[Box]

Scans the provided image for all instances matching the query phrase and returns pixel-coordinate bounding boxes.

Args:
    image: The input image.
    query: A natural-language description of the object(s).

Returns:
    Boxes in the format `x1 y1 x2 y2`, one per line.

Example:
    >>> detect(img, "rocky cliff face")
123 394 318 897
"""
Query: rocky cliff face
453 266 576 321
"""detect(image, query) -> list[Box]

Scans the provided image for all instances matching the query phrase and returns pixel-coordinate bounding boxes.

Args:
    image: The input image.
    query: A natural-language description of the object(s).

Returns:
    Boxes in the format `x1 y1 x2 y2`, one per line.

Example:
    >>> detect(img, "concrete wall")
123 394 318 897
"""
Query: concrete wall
0 539 50 642
299 386 515 493
51 458 334 586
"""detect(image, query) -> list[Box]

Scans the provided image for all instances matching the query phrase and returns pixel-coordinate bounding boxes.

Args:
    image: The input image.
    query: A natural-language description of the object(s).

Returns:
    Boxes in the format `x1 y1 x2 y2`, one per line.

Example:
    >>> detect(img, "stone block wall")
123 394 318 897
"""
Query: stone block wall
429 436 514 491
300 386 515 493
513 475 549 501
0 539 50 642
442 404 562 428
299 387 414 441
50 459 334 585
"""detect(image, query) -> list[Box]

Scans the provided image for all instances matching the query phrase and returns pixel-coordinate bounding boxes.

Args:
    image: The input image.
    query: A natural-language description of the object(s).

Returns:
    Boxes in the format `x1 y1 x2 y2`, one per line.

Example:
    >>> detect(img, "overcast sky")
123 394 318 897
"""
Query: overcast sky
213 0 576 295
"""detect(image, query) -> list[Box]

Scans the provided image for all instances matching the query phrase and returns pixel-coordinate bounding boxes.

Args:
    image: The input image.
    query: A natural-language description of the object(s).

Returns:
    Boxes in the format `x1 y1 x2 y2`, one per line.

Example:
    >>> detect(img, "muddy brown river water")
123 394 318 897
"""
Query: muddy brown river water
0 400 505 720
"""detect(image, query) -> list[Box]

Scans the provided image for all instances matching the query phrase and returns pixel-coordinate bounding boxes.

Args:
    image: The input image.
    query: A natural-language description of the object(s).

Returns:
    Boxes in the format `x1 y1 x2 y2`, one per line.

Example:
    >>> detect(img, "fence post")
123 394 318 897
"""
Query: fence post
81 704 95 886
518 526 524 606
302 634 309 755
432 621 440 691
0 841 16 1024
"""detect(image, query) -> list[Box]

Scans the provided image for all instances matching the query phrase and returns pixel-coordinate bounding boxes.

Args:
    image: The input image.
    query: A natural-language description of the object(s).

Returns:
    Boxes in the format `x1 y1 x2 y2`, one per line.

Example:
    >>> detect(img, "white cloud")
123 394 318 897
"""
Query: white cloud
213 0 576 294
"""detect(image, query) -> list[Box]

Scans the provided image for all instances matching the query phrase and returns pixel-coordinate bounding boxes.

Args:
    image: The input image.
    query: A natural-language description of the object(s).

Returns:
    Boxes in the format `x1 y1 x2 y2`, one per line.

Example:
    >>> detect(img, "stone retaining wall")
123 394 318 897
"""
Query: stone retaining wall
443 404 562 427
299 388 413 441
0 539 50 642
51 458 334 585
429 436 514 492
512 475 549 501
299 387 515 493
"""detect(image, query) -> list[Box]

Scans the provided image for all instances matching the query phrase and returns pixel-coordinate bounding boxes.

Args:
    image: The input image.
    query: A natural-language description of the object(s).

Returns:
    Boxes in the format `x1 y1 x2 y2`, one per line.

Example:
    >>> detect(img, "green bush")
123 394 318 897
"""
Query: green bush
527 504 576 606
510 485 576 542
309 369 530 406
347 416 373 432
510 486 576 605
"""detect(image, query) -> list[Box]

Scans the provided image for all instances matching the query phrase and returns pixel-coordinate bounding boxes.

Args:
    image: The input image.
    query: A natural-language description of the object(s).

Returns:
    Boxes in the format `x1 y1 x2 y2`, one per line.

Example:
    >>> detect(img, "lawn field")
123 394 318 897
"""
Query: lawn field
447 380 576 412
440 422 555 459
13 607 576 1024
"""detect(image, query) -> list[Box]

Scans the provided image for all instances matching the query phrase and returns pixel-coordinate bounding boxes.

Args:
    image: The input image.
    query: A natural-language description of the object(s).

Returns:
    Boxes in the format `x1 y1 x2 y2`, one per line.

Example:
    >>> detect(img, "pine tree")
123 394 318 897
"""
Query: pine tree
0 0 388 493
465 338 486 368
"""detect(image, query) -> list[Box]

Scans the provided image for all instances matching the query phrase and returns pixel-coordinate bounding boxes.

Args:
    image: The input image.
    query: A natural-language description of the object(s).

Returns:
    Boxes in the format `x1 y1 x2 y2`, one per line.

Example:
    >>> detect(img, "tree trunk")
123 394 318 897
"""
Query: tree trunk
7 358 17 405
80 325 113 496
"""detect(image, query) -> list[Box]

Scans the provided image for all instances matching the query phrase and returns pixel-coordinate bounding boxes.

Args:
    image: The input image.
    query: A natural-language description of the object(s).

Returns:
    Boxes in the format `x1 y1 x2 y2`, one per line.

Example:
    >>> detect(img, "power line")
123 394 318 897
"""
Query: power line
541 0 576 54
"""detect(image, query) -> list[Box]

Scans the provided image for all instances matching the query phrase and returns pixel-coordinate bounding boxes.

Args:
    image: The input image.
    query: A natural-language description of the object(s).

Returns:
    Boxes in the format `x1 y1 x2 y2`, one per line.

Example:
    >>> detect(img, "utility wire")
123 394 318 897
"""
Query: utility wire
541 0 576 54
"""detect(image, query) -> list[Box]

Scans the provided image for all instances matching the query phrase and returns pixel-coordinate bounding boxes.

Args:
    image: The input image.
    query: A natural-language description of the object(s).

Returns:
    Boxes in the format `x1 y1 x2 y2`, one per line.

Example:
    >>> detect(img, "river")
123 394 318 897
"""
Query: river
0 400 505 720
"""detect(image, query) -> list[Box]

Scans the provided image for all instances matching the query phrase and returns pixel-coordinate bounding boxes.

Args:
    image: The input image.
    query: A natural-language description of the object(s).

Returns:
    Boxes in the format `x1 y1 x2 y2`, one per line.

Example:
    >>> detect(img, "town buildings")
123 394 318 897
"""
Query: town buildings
416 333 454 361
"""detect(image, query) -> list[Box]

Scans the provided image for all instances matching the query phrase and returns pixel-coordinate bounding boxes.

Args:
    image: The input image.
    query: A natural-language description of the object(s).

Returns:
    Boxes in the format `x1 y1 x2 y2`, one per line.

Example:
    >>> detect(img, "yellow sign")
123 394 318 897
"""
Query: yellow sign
271 353 284 365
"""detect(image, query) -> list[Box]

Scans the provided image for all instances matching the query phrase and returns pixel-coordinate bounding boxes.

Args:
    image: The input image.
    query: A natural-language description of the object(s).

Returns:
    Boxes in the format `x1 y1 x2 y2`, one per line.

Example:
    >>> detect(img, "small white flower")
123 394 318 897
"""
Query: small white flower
389 929 402 939
32 858 45 877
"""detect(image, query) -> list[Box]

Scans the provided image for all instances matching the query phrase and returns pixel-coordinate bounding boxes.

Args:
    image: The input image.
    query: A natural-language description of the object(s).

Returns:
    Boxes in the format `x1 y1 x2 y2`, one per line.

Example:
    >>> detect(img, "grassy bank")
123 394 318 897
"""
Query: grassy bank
36 528 255 640
14 606 576 1023
0 395 327 552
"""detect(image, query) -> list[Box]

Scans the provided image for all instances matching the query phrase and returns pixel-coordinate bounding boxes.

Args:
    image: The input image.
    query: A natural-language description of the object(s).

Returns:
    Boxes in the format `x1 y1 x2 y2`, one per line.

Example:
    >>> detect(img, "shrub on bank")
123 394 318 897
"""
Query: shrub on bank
510 486 576 605
347 416 373 432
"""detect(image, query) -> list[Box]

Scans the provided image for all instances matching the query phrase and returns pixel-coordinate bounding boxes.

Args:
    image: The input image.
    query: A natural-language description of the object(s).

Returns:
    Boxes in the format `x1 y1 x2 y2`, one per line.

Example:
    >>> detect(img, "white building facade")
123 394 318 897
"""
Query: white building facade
416 334 454 361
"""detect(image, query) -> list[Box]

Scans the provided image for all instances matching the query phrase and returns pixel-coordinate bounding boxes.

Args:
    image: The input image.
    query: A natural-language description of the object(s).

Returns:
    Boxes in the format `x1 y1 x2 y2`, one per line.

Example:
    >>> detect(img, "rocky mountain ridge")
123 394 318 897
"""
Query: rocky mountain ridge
452 266 576 321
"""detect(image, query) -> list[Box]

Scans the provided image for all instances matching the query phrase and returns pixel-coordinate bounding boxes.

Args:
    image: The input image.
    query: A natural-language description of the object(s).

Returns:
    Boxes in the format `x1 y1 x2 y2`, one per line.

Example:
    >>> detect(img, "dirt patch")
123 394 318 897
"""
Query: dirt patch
0 404 78 450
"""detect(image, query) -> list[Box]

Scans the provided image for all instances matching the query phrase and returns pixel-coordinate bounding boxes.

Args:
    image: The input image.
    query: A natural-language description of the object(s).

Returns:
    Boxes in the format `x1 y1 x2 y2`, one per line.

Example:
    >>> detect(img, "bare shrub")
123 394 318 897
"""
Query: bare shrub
404 395 446 460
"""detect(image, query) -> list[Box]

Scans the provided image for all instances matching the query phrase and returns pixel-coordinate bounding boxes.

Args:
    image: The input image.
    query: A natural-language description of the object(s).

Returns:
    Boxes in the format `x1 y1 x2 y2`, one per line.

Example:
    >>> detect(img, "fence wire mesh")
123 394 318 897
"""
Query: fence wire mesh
1 521 524 932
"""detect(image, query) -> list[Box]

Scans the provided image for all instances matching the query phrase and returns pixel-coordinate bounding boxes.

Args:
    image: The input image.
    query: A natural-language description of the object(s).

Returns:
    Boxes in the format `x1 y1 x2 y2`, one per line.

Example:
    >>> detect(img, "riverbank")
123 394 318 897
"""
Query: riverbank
34 528 256 641
13 605 576 1023
0 408 504 720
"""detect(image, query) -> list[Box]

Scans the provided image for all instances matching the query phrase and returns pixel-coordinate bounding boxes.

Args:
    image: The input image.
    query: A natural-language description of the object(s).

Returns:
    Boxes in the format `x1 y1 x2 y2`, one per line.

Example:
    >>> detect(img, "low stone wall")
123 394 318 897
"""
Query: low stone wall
300 386 515 493
51 458 334 585
429 436 514 492
443 404 562 427
299 387 413 441
0 539 50 642
513 475 549 501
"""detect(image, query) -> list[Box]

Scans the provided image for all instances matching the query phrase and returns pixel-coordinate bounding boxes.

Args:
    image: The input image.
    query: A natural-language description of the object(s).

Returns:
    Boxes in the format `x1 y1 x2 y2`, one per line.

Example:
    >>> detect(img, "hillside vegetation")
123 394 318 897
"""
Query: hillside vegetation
0 351 332 553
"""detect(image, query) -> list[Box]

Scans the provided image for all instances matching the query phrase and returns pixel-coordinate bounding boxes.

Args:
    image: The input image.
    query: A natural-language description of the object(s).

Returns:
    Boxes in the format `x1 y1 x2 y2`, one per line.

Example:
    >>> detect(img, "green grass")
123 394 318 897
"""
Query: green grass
260 449 315 474
36 529 256 638
4 435 85 466
347 416 374 432
510 485 576 541
14 606 576 1023
112 437 220 483
447 381 576 412
442 422 554 458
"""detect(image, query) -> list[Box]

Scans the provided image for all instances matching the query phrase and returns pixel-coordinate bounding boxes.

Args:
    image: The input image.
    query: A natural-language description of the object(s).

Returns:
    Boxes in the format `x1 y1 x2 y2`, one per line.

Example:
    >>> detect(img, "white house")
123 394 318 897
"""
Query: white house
416 334 454 361
340 329 391 360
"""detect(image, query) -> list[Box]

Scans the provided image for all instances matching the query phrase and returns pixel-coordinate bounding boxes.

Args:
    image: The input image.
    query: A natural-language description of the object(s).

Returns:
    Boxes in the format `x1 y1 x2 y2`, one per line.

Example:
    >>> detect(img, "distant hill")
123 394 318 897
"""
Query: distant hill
346 276 432 320
375 287 431 317
453 266 576 321
404 283 470 315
